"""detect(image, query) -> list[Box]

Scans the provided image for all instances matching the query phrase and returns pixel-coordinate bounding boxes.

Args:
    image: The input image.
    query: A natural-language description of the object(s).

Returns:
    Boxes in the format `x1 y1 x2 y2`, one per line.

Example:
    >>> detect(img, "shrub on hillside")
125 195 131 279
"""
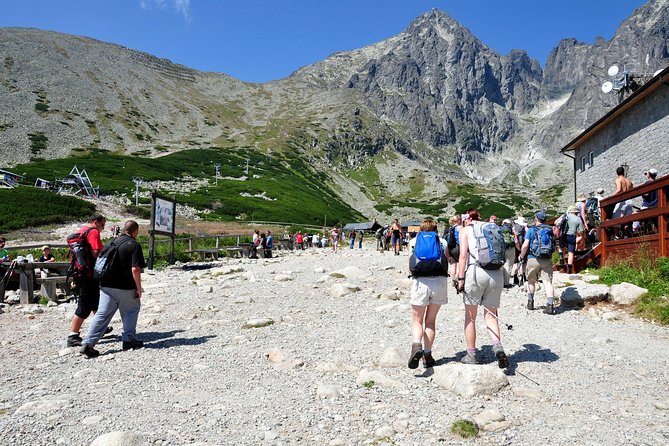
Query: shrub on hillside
0 187 95 232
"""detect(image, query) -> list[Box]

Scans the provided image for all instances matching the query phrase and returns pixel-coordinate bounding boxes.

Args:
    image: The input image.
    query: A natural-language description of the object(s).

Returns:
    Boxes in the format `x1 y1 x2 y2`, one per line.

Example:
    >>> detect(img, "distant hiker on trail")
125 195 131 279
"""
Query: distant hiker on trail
349 230 356 249
375 226 384 251
456 209 509 368
406 218 449 369
519 211 556 314
266 231 273 250
564 206 584 274
500 219 516 288
575 193 589 233
512 216 527 287
446 214 462 286
80 220 146 358
66 214 112 348
330 227 339 252
358 231 363 249
390 219 403 256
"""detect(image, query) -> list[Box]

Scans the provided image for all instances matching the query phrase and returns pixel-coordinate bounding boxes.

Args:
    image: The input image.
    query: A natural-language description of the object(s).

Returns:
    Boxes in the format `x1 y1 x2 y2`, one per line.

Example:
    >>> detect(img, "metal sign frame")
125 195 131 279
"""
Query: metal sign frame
148 191 176 269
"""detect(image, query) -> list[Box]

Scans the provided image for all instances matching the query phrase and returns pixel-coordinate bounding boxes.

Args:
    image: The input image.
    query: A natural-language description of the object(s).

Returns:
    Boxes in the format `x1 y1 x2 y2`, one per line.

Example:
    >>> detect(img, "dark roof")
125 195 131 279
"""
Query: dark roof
401 220 423 227
561 64 669 153
343 222 382 231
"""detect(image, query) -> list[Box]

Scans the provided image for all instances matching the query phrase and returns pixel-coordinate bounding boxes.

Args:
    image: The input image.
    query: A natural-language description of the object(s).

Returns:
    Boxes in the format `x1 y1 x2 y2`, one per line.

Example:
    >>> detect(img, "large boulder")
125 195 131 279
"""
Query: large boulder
559 284 610 307
356 369 405 389
609 282 647 305
431 364 509 397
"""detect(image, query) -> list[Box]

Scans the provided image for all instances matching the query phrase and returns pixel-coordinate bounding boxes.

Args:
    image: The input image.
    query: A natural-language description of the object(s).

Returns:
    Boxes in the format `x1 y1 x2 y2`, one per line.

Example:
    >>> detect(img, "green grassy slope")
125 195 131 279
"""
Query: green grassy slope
12 148 364 226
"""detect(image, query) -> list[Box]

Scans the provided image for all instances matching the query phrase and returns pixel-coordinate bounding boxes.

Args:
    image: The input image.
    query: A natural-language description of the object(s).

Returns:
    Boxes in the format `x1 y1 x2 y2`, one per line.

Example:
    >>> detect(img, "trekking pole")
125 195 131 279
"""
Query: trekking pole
483 307 513 330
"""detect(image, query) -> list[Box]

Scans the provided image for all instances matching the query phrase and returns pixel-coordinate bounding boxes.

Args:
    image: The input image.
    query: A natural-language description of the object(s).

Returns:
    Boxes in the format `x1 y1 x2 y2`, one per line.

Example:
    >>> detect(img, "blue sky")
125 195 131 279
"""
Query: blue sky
0 0 649 83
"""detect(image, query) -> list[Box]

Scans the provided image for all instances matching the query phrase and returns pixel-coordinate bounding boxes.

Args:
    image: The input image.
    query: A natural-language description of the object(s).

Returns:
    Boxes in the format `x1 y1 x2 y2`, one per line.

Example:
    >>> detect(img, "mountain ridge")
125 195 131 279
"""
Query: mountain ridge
1 1 668 220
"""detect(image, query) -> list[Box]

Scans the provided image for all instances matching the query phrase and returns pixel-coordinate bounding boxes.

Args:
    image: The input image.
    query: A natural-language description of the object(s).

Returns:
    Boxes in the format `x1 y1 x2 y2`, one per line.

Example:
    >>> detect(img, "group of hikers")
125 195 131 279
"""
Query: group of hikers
406 209 563 370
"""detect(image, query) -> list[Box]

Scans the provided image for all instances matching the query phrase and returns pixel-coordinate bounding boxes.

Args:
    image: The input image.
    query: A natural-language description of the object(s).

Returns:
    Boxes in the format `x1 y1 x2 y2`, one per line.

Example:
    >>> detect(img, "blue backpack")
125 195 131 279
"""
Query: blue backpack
530 224 555 259
470 222 506 270
409 232 447 277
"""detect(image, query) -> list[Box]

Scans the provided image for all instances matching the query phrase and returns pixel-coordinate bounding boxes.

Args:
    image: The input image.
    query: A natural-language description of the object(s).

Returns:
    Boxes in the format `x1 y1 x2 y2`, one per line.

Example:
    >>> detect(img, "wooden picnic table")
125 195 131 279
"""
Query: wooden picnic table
187 249 220 261
9 261 70 304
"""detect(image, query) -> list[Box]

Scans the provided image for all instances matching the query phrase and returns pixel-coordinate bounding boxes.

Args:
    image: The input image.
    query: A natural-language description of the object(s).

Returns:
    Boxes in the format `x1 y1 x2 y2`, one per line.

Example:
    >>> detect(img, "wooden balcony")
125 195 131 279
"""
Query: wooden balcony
599 174 669 265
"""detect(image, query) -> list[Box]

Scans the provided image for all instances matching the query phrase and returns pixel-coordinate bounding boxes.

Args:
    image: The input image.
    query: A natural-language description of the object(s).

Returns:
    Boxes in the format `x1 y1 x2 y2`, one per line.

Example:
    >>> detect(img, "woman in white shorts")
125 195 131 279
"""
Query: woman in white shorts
407 219 449 369
456 209 509 368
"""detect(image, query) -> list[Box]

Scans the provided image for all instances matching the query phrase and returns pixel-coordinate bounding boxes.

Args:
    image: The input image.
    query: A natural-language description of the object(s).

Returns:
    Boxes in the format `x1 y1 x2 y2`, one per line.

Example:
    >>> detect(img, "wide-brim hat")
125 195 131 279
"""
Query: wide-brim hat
576 193 587 202
568 206 579 213
41 245 50 250
595 187 605 194
514 216 527 225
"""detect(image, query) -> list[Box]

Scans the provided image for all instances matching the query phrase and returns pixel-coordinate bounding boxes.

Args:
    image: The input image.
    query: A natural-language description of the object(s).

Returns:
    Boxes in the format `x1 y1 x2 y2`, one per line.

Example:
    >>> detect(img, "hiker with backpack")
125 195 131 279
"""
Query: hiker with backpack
445 214 462 285
80 220 146 358
407 218 450 369
500 219 516 288
518 211 557 314
512 216 528 287
66 214 111 347
456 209 509 368
563 206 584 274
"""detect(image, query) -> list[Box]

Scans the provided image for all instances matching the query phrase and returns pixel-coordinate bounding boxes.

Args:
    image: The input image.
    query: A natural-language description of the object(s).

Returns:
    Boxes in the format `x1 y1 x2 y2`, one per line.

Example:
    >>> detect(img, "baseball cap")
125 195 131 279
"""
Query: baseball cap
535 211 547 221
646 168 658 176
41 245 50 250
596 187 605 194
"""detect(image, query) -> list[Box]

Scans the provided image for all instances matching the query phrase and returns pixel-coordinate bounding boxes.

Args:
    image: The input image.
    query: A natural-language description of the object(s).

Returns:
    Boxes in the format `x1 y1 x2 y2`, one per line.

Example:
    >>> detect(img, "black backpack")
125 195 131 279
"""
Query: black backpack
447 226 458 250
513 223 526 247
94 236 132 280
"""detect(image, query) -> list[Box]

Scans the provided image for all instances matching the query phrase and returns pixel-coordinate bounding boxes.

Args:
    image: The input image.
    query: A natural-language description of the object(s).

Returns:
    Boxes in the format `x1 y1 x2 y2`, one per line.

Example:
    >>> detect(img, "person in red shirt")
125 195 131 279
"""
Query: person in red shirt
66 215 109 347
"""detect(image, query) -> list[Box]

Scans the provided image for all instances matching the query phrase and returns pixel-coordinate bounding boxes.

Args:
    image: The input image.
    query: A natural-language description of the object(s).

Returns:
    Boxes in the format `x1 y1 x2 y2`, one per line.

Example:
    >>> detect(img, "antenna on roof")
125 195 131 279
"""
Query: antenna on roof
601 63 659 103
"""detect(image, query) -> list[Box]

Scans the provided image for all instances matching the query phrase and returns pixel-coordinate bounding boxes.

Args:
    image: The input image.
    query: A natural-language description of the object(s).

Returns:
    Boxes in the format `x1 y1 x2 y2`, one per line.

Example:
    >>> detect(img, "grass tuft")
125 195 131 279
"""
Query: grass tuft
450 419 478 438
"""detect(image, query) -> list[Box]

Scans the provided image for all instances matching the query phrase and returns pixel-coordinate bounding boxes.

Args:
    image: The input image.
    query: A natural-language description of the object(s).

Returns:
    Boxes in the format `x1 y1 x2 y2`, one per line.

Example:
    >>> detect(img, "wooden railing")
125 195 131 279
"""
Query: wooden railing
599 174 669 265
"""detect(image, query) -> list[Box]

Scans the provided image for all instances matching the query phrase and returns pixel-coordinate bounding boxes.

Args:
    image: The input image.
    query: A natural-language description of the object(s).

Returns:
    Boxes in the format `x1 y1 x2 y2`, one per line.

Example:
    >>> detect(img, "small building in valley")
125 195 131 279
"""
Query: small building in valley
560 65 669 198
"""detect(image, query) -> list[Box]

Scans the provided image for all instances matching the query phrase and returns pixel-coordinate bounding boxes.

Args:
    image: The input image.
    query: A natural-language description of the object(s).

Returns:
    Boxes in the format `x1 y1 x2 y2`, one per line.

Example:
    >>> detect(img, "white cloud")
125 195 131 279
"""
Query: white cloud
140 0 191 23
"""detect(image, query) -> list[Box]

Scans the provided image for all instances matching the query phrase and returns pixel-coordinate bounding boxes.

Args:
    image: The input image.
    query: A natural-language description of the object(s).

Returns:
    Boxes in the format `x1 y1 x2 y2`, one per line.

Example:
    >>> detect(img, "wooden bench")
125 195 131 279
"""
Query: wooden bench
187 249 220 261
36 276 68 302
225 247 244 258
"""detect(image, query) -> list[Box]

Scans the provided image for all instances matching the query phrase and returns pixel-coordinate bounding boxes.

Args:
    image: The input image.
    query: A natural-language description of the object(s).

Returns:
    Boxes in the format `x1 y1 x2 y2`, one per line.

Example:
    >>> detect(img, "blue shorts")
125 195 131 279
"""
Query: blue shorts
565 234 577 253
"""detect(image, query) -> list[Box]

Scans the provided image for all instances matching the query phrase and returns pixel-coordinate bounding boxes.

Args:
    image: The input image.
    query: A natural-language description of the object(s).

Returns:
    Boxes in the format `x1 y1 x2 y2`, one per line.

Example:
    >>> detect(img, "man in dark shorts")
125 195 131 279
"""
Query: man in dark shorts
66 215 110 347
390 219 403 256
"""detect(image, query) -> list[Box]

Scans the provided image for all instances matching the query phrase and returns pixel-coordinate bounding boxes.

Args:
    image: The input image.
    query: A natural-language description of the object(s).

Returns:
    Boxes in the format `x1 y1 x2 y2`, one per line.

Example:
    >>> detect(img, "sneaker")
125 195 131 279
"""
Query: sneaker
543 304 555 315
407 343 423 369
460 351 478 365
423 352 436 368
104 326 113 335
80 345 100 358
67 334 82 347
122 339 144 351
493 344 509 369
526 300 534 311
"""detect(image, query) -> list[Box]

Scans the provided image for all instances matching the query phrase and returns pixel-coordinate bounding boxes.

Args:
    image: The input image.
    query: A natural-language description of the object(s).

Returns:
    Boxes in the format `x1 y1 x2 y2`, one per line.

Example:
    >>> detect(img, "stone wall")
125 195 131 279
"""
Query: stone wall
573 84 669 200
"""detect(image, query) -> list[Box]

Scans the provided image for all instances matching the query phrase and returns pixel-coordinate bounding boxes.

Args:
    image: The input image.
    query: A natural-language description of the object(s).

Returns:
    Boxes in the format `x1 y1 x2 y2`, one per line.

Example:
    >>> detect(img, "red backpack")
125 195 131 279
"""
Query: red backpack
66 227 94 280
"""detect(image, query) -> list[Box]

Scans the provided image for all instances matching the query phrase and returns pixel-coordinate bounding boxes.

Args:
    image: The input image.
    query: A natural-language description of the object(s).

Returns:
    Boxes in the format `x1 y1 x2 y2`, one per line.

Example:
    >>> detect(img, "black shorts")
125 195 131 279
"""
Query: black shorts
74 276 101 318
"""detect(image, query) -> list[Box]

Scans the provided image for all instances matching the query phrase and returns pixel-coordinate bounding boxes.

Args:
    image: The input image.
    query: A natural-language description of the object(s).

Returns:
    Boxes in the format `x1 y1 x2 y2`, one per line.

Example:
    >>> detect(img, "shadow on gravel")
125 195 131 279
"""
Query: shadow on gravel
97 329 186 345
499 343 560 377
144 334 216 349
415 353 463 377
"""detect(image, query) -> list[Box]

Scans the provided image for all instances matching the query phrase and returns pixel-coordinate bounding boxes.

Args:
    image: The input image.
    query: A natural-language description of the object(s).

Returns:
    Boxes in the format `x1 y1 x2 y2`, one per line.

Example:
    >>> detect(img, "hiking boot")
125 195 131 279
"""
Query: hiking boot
423 352 436 368
122 339 144 351
104 326 113 335
407 343 423 369
513 275 519 286
460 351 478 365
493 344 509 369
67 334 82 347
80 345 100 358
543 304 555 315
526 300 534 311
